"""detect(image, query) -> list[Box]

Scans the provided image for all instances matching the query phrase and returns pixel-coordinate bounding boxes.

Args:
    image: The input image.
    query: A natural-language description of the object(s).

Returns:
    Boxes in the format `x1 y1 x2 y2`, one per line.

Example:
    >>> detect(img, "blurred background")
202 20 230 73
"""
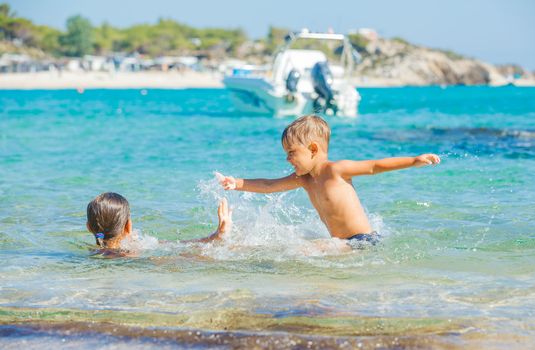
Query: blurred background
0 0 533 88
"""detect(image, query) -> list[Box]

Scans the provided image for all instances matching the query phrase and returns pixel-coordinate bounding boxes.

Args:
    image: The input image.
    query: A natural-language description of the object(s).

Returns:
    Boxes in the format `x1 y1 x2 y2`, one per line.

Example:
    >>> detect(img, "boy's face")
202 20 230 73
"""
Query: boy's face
284 143 315 176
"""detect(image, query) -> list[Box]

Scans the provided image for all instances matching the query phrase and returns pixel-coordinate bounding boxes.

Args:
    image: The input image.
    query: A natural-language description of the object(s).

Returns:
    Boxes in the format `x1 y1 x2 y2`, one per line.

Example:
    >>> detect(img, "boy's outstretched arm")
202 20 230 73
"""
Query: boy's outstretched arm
216 172 303 193
335 154 441 177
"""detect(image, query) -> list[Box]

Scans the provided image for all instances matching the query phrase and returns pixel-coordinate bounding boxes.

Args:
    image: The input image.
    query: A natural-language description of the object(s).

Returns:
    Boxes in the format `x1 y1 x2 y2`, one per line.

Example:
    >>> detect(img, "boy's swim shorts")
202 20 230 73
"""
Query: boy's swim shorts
345 231 379 249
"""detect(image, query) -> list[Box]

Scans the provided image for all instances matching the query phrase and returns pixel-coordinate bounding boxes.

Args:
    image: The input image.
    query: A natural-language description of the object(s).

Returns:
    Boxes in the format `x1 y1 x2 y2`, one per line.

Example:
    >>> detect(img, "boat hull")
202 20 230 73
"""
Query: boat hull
224 76 359 118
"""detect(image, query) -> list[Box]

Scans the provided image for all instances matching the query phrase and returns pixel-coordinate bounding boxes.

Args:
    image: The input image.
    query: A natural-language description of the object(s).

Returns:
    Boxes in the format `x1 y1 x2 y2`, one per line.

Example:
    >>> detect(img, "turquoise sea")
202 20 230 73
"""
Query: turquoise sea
0 87 534 349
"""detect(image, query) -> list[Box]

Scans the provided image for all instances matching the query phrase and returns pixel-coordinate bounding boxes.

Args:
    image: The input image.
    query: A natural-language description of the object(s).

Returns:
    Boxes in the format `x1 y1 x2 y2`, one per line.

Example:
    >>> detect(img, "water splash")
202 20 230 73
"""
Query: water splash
194 174 387 261
120 229 159 251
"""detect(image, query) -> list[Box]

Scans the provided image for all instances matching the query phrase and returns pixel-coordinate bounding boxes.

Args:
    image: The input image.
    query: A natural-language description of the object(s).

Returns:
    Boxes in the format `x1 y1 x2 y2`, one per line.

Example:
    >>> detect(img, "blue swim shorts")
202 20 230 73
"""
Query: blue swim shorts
345 231 379 249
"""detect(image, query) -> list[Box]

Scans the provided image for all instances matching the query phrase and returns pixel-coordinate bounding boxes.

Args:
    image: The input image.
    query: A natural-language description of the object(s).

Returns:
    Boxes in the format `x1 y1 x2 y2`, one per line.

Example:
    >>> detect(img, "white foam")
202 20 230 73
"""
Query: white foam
120 229 159 251
194 175 389 261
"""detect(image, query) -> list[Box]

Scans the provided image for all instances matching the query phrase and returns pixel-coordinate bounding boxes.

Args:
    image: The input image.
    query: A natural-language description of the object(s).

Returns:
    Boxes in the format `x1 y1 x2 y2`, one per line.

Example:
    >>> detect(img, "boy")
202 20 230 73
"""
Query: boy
217 115 440 243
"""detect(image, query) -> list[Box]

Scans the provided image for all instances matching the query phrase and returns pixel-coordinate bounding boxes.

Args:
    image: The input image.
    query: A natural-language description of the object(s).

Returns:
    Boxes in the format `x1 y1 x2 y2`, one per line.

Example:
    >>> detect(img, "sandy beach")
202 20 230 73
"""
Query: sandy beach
0 71 225 90
1 71 533 90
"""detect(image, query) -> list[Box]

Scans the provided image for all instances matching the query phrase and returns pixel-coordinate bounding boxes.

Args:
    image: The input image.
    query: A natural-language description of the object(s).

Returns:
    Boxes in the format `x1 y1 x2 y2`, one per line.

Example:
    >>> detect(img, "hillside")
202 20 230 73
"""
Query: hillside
351 35 532 86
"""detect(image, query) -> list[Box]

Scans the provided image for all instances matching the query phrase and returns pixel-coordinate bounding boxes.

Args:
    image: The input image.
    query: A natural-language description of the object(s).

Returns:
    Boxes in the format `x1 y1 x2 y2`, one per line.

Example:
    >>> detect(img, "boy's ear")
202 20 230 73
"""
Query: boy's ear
124 218 132 235
308 142 319 155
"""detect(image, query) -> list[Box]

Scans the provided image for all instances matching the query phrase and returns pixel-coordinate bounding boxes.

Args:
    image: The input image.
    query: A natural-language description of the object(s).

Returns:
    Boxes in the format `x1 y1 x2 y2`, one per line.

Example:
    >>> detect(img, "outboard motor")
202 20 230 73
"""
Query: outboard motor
311 62 337 114
286 69 300 93
285 69 300 103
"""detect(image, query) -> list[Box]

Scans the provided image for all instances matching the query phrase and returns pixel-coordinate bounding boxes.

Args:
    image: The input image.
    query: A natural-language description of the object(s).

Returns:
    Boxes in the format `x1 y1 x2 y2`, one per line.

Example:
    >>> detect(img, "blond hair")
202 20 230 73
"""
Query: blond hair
87 192 130 247
281 115 331 151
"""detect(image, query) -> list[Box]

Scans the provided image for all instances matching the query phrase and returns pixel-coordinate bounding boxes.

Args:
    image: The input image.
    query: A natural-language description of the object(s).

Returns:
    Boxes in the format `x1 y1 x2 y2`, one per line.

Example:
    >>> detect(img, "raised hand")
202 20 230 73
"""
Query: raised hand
414 154 441 167
216 197 232 237
215 172 237 190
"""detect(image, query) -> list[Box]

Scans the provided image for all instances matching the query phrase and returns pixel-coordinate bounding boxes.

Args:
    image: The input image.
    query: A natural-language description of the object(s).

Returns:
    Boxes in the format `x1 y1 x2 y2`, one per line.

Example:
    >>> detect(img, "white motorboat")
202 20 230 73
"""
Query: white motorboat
223 30 361 117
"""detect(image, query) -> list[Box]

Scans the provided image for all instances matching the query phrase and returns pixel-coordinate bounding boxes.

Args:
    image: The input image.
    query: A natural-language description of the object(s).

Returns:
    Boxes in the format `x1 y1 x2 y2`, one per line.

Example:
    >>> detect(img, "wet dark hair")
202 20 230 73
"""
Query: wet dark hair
86 192 130 248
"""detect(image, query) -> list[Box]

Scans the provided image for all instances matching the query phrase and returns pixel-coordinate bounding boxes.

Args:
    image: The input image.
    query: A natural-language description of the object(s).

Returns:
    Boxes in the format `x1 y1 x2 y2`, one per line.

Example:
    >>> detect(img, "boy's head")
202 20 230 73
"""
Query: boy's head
86 192 131 248
281 115 331 152
281 115 331 175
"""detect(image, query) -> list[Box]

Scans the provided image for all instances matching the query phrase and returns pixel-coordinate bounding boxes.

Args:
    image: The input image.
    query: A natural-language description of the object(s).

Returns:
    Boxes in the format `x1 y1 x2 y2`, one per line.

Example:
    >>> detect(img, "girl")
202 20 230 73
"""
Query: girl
86 192 231 251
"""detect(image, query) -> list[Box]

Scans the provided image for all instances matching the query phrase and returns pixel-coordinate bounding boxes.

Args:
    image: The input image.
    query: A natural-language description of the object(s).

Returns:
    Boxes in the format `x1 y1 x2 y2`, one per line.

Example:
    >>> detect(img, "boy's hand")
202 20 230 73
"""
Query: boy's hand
216 198 232 237
215 172 237 190
414 154 441 167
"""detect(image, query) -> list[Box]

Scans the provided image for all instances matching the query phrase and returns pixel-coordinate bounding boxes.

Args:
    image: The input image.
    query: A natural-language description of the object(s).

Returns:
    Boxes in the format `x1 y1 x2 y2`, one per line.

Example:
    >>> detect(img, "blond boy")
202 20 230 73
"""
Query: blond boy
218 115 440 243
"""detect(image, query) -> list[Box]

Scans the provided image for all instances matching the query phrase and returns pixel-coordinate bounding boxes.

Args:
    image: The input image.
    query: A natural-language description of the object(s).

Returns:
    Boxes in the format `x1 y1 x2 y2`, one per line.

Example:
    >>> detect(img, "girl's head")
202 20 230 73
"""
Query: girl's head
86 192 131 248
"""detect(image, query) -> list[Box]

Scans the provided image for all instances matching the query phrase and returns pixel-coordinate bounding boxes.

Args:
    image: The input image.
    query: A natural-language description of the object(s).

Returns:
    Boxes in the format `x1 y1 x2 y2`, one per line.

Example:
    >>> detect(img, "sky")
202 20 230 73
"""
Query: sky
5 0 535 70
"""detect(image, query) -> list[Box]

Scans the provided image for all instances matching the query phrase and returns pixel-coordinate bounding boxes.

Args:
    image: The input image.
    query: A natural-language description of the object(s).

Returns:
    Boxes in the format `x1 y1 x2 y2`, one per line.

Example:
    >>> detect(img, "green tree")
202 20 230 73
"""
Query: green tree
0 3 15 17
60 15 94 56
34 25 61 54
94 21 123 54
0 3 16 40
0 7 252 58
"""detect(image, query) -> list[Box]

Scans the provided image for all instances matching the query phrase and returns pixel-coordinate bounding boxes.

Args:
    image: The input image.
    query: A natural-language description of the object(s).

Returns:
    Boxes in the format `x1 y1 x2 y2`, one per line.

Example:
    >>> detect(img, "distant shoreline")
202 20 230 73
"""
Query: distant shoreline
0 71 224 90
0 71 533 90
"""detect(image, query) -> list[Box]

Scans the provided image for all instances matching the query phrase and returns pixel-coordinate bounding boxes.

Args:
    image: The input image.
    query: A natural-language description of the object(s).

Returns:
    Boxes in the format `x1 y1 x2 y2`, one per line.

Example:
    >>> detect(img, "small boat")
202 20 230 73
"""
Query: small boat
223 30 361 117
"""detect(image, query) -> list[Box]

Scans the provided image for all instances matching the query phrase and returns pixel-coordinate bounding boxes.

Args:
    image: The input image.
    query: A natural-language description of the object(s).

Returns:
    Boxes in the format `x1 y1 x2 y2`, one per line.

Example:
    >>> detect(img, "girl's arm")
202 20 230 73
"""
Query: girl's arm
183 198 232 243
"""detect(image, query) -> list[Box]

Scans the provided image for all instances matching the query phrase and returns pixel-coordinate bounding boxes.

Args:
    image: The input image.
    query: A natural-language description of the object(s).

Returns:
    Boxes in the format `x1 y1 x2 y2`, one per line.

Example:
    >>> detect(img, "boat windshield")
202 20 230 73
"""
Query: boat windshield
280 33 357 75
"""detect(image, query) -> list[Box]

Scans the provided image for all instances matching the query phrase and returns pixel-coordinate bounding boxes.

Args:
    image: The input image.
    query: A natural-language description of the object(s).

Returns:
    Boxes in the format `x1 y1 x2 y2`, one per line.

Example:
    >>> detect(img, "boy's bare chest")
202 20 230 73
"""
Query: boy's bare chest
303 176 354 208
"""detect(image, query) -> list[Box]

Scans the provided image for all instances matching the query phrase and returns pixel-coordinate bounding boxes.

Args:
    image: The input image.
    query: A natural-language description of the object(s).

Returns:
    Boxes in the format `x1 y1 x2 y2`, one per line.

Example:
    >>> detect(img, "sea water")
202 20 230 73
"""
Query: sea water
0 87 534 349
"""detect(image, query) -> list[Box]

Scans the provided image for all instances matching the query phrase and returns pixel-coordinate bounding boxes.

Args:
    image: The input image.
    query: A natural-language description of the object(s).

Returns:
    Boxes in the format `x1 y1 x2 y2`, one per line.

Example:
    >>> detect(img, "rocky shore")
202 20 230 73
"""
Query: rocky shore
351 37 534 86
